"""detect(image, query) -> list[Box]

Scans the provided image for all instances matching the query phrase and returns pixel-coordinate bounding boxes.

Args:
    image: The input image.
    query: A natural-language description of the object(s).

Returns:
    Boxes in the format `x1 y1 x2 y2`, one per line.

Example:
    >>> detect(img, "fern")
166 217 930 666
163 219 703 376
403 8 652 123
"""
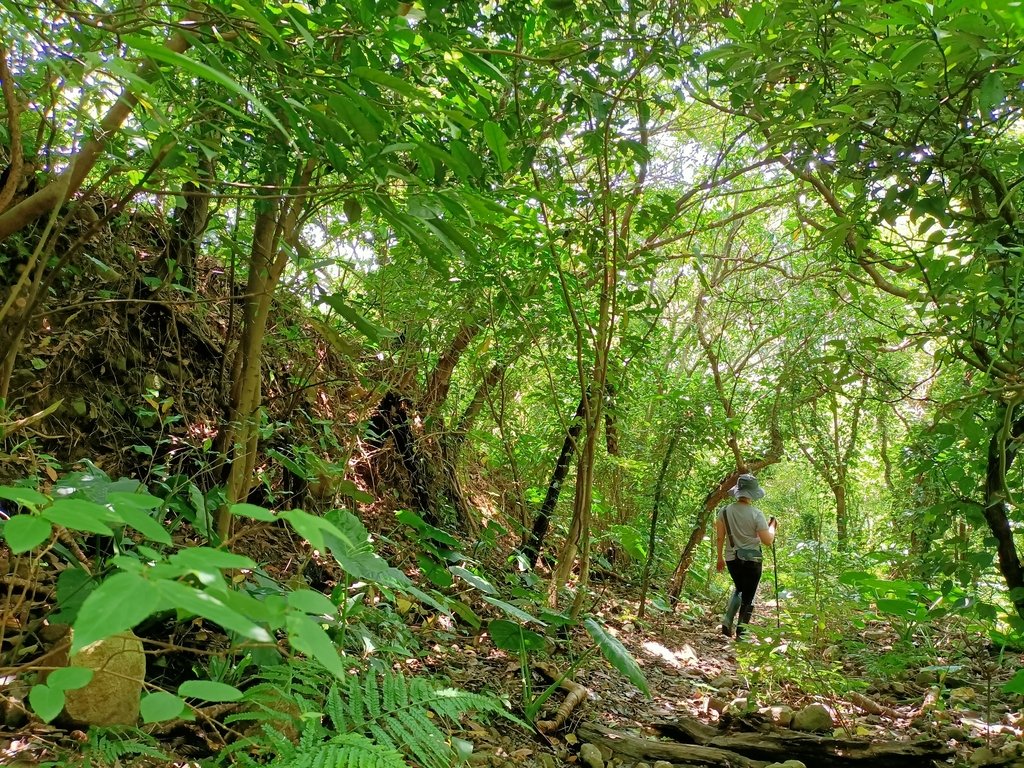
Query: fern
325 669 522 768
282 732 406 768
223 660 521 768
45 727 170 767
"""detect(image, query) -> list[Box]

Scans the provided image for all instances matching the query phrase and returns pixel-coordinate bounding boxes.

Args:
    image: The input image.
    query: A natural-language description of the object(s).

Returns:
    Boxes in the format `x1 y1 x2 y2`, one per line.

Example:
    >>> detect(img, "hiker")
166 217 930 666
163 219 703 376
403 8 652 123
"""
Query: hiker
716 474 777 638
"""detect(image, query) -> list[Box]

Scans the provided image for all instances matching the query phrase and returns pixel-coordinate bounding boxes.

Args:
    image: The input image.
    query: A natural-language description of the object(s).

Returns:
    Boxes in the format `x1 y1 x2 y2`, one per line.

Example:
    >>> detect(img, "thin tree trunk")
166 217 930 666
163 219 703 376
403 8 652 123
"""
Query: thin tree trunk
984 404 1024 620
639 429 680 619
422 319 482 414
834 481 847 549
0 18 197 241
452 360 507 447
522 397 586 568
217 160 314 537
367 390 437 525
167 157 214 289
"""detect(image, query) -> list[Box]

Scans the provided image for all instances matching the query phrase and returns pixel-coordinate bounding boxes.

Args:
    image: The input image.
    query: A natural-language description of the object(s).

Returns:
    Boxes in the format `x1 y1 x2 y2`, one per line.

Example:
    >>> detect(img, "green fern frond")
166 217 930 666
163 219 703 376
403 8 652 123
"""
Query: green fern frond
265 730 407 768
231 660 521 768
60 727 170 767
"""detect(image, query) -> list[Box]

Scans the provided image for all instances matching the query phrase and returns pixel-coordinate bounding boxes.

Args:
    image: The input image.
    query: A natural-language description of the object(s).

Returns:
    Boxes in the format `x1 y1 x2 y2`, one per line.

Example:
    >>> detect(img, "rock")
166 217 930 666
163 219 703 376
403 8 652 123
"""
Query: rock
915 669 937 687
597 745 614 762
792 703 833 732
2 694 28 728
580 743 604 768
728 697 749 714
768 704 794 727
970 746 997 765
653 762 673 768
710 675 736 690
949 687 977 704
708 696 728 714
765 762 807 768
63 631 145 726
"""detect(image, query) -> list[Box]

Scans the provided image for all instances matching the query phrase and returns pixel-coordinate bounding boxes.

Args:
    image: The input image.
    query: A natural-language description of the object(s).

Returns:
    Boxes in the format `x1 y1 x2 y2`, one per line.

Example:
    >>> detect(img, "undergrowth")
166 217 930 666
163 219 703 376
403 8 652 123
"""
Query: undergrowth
221 660 520 768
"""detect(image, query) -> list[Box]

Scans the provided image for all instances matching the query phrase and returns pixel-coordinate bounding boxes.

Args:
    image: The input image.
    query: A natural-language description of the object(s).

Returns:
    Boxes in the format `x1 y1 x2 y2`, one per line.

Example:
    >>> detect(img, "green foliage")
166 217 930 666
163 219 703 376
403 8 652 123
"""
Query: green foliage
226 661 518 768
42 727 171 767
264 732 408 768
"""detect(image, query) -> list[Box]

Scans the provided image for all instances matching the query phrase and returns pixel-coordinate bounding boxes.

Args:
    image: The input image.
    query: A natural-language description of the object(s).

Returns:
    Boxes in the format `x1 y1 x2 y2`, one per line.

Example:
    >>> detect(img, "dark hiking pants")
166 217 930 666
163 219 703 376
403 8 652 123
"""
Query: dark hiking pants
725 558 764 631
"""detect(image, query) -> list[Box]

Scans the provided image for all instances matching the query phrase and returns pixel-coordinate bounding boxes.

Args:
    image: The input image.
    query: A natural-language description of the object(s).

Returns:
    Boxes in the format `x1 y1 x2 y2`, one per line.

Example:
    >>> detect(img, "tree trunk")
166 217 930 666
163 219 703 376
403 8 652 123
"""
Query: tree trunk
639 429 680 618
0 18 197 241
522 397 586 568
217 160 314 537
984 404 1024 620
834 480 848 550
421 319 481 415
366 390 437 524
452 360 507 447
166 157 214 289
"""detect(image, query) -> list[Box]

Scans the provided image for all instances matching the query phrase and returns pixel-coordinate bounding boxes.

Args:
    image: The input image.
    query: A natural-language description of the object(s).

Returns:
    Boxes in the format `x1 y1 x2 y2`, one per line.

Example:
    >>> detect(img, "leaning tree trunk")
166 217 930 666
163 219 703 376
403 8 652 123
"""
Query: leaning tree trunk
984 403 1024 620
0 17 197 241
522 397 587 568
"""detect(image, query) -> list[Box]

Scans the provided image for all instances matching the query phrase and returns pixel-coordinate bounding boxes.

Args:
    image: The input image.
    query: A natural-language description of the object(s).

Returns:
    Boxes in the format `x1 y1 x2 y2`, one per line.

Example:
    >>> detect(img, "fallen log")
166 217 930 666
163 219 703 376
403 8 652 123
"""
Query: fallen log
576 722 765 768
654 716 952 767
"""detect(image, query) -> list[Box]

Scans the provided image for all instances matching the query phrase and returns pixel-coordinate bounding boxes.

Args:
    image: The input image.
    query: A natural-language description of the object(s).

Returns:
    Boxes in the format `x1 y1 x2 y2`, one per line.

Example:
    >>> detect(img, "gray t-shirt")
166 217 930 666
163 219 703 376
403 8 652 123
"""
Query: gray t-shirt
717 502 768 561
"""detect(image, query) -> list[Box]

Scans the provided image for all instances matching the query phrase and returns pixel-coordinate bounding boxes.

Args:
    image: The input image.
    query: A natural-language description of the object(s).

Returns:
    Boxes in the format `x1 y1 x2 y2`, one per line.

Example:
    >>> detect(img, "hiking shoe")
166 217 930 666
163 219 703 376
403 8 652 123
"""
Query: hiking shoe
721 624 733 638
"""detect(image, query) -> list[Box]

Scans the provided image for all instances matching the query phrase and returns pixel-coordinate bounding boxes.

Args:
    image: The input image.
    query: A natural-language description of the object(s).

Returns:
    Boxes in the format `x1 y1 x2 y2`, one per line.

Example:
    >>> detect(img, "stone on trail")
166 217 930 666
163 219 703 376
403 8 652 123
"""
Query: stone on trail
708 696 729 714
970 746 997 766
949 686 977 704
710 674 736 690
767 704 794 727
791 702 833 732
63 631 146 726
580 742 605 768
914 669 937 687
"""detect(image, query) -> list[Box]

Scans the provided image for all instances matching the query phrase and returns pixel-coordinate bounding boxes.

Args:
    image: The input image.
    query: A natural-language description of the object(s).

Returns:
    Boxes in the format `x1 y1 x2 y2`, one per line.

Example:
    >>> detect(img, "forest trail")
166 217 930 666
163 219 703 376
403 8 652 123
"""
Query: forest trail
421 582 1023 768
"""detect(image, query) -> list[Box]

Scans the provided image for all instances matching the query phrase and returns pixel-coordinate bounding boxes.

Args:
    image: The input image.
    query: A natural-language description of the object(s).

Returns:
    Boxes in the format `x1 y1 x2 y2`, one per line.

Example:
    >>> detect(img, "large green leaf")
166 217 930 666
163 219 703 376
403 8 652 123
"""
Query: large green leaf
449 566 497 595
155 580 273 643
105 499 171 545
72 572 162 651
483 121 510 172
287 612 346 677
178 680 243 702
322 294 397 343
0 485 49 509
46 667 94 691
141 691 188 723
43 498 115 535
3 515 53 553
482 596 545 625
584 618 650 697
29 684 66 723
488 619 545 653
353 66 429 102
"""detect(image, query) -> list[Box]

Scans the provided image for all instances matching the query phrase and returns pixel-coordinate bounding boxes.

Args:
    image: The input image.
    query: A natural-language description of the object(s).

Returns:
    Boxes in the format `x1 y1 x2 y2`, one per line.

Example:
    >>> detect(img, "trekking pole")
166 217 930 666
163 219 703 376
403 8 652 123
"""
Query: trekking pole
771 533 781 629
